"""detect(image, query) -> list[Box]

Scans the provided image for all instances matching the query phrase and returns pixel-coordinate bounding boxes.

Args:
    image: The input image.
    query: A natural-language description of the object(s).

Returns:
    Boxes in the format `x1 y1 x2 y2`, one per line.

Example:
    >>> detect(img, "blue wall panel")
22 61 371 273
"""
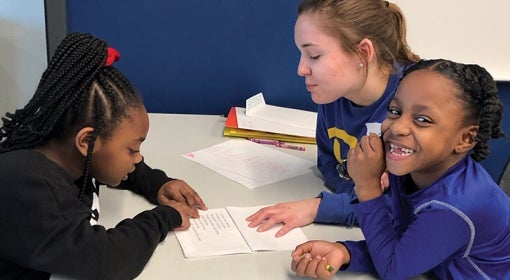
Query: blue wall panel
66 1 509 181
66 0 315 116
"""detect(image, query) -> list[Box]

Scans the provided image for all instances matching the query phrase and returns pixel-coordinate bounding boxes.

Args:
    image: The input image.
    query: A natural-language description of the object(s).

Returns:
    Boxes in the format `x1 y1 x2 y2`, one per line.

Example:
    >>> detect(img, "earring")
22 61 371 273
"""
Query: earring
359 63 364 68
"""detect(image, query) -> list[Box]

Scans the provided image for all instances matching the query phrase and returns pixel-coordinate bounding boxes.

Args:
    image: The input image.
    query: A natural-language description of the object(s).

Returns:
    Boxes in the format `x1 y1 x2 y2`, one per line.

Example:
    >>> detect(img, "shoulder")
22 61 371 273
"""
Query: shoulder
0 149 77 199
414 157 507 222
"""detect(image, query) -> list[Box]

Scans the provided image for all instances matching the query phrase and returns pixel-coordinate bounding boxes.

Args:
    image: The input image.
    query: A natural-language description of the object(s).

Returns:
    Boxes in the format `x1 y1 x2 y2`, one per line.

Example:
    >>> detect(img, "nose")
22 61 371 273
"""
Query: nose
134 153 143 164
297 57 311 76
386 117 412 137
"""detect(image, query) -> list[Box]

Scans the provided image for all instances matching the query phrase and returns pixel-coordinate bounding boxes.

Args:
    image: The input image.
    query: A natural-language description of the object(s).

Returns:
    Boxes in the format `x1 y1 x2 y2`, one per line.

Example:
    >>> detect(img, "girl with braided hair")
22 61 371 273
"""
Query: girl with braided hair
291 59 510 280
0 32 207 279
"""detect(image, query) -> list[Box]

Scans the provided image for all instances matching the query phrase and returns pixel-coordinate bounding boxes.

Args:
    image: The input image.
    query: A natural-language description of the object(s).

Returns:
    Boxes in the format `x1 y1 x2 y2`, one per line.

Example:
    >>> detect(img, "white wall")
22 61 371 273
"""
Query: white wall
0 0 46 118
393 0 510 81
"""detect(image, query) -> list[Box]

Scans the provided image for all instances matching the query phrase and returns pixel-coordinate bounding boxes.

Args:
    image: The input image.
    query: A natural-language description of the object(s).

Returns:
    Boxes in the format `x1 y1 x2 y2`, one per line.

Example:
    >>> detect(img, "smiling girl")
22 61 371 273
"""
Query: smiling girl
291 59 509 280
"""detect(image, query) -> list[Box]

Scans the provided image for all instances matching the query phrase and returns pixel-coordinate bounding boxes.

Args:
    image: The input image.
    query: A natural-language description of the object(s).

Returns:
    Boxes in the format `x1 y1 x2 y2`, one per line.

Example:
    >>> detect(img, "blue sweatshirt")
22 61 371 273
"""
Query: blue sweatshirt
343 156 510 279
314 66 404 225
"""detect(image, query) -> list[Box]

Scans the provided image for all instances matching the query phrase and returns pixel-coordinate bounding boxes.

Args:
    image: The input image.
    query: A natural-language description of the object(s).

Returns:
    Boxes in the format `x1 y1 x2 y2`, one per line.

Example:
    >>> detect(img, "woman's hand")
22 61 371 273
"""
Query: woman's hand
246 198 320 237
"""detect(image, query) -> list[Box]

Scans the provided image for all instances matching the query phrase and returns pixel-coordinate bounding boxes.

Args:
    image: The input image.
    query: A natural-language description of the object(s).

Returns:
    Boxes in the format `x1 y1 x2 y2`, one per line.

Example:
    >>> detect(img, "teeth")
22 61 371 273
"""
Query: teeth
389 143 415 156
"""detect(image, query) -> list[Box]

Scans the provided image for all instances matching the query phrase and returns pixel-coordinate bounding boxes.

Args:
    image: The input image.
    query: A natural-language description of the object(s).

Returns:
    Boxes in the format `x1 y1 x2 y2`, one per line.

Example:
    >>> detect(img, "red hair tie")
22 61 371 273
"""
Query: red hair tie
105 47 120 66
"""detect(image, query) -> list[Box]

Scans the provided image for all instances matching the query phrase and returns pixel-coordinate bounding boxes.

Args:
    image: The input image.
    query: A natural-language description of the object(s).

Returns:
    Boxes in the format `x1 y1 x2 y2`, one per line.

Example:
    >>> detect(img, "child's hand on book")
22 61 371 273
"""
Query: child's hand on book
157 179 208 218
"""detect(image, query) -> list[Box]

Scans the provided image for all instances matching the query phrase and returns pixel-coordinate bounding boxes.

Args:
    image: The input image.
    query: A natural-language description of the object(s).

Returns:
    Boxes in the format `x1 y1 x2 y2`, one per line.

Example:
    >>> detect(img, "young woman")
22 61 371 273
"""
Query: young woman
291 59 509 280
247 0 419 237
0 32 207 279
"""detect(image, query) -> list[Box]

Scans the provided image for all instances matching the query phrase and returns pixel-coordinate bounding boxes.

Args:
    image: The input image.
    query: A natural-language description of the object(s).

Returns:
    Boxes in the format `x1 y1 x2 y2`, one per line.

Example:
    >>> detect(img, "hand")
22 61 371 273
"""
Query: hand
166 200 192 231
245 198 320 237
347 134 386 201
157 179 207 219
291 240 350 280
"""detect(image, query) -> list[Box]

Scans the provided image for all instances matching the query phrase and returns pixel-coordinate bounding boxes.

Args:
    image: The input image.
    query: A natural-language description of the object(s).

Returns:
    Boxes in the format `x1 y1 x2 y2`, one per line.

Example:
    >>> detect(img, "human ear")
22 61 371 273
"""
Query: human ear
75 127 100 157
357 38 375 64
455 125 479 154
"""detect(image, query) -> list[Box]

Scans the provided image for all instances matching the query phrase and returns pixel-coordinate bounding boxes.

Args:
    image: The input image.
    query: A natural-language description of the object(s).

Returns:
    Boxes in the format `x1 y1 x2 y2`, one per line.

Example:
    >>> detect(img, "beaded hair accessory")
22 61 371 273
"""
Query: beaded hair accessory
105 47 120 66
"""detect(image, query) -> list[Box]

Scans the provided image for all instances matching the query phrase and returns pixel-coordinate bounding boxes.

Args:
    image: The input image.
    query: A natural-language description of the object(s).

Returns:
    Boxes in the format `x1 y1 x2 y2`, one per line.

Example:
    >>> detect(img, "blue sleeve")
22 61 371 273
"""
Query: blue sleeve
342 240 377 274
316 108 350 193
314 192 358 226
351 195 471 279
315 106 358 226
315 106 339 189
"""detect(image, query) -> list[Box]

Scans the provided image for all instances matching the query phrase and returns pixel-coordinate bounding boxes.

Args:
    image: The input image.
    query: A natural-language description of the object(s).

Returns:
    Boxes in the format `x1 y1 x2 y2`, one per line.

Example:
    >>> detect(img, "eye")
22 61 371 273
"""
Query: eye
387 107 401 118
414 115 432 125
310 55 320 60
128 148 140 155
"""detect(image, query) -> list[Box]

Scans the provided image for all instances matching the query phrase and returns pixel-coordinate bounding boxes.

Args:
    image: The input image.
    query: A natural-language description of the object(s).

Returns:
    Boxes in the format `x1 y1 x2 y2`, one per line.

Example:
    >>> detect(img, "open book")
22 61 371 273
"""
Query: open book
174 206 309 258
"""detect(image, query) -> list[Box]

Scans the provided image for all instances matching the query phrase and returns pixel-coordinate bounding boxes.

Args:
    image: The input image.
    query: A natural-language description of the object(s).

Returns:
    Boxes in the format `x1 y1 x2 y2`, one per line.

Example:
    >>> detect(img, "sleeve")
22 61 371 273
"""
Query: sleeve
314 106 359 226
314 192 358 226
316 107 341 191
117 157 175 205
350 195 471 279
341 240 377 274
0 175 182 280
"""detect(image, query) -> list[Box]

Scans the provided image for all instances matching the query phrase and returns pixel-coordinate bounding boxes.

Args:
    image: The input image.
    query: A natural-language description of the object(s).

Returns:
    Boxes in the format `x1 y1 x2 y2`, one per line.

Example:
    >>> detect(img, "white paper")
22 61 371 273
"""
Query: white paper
236 93 317 138
245 92 317 130
175 206 309 258
236 107 315 139
174 208 252 257
182 139 315 189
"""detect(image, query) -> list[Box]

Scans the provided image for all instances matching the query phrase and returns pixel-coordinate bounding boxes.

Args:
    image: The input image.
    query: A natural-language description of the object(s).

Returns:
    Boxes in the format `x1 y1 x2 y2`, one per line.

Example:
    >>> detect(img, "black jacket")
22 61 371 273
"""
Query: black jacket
0 149 182 279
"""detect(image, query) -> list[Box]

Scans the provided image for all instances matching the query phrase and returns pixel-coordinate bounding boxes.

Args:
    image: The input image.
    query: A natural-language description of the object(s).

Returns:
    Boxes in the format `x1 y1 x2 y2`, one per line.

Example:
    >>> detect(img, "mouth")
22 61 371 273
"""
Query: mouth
389 143 415 157
305 83 317 92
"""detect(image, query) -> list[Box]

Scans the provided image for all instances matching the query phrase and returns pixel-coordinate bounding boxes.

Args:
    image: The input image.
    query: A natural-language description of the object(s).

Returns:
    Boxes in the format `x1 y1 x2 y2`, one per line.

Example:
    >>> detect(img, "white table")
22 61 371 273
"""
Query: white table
98 113 377 280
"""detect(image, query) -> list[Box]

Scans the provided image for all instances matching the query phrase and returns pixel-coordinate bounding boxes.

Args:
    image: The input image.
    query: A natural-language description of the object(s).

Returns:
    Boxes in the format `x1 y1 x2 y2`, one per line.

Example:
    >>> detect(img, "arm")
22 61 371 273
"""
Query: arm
117 158 171 204
352 195 471 279
1 176 182 280
314 109 359 226
347 135 471 278
118 158 207 216
314 191 357 226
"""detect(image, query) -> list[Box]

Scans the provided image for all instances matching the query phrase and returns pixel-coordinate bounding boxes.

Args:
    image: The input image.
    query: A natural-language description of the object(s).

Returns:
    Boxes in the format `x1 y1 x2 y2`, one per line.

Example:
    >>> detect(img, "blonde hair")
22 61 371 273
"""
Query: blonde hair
298 0 419 74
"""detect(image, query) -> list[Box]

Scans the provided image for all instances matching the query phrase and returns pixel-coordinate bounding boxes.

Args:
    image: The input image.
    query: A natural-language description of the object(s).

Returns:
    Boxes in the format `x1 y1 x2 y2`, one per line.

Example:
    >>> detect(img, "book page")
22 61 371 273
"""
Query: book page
226 206 309 251
174 208 251 258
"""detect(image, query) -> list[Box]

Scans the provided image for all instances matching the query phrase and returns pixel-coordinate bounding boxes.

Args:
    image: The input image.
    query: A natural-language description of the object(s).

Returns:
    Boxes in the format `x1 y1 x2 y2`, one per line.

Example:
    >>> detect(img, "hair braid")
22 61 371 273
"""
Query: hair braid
0 33 107 152
0 32 144 201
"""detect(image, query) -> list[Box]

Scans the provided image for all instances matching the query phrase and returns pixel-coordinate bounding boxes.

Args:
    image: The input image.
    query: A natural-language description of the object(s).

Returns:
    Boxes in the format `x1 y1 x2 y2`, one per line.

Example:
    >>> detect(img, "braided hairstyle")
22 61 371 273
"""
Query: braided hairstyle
0 32 144 199
404 59 506 162
297 0 420 75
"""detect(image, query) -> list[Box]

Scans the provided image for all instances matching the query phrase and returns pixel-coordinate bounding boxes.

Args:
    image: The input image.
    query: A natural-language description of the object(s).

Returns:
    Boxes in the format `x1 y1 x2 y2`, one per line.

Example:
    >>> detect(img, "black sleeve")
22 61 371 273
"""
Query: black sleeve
117 157 175 205
0 174 182 280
